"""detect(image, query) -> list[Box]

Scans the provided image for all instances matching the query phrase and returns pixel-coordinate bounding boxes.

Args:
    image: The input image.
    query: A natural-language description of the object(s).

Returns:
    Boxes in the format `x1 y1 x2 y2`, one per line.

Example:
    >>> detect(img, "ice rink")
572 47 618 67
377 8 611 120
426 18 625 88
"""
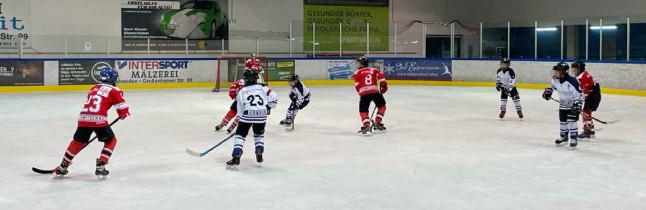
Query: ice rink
1 86 645 210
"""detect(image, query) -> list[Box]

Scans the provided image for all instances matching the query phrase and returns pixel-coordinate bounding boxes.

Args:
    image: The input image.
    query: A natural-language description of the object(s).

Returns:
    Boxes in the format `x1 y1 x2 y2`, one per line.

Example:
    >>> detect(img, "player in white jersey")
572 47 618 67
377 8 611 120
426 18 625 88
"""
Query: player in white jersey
226 70 278 170
496 58 523 119
542 62 584 148
279 74 311 129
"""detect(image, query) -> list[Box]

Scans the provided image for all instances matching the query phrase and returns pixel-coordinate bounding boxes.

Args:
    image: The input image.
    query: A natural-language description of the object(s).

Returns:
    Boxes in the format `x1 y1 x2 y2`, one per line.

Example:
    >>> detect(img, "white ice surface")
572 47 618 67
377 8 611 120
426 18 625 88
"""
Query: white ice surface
1 86 645 210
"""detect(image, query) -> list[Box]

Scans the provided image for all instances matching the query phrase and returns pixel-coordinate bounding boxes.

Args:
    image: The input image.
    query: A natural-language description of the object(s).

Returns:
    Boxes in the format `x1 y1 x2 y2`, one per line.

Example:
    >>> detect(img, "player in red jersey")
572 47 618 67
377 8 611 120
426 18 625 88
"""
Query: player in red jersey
245 53 262 71
215 78 245 133
354 56 388 134
571 61 602 138
54 67 130 179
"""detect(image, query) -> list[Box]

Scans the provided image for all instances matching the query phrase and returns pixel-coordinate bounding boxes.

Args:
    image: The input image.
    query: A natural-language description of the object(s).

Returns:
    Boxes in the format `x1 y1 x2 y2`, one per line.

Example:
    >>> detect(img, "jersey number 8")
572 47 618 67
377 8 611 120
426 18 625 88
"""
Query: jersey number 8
365 74 373 85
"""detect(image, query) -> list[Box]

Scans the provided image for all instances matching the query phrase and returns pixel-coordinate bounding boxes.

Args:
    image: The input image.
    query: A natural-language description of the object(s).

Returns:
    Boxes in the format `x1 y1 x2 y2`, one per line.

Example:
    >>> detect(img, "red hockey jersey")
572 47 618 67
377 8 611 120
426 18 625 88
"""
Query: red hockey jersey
354 67 386 96
78 84 130 127
576 71 596 96
244 59 262 71
228 79 245 99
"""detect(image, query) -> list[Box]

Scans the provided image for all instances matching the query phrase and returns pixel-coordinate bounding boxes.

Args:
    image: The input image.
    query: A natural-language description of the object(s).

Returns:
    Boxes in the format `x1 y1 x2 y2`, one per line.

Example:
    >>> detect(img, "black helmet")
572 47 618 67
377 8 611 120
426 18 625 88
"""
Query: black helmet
571 61 586 71
357 56 369 67
287 74 299 82
553 62 570 72
243 69 258 83
500 58 511 64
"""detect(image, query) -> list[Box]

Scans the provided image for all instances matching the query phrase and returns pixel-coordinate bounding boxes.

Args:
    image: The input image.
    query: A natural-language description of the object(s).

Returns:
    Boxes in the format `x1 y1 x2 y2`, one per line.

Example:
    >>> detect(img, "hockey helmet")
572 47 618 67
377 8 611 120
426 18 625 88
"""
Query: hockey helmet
287 74 299 82
243 69 258 84
99 67 119 85
500 58 511 64
356 56 370 68
571 61 586 71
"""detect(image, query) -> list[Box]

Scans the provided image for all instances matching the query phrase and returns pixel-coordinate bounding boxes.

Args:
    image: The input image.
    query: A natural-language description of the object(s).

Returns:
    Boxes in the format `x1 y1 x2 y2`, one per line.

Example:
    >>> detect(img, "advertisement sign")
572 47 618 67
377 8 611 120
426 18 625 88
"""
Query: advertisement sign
0 61 44 86
268 60 295 81
0 1 31 49
115 60 194 83
382 59 452 80
327 60 354 80
121 0 229 51
59 60 113 85
303 0 389 51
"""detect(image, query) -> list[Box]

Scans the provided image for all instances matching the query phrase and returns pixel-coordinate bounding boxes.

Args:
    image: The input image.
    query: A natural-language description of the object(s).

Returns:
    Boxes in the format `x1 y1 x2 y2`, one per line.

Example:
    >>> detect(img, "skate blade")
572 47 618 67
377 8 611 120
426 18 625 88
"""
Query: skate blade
226 165 239 171
555 142 568 147
257 163 263 168
96 175 108 181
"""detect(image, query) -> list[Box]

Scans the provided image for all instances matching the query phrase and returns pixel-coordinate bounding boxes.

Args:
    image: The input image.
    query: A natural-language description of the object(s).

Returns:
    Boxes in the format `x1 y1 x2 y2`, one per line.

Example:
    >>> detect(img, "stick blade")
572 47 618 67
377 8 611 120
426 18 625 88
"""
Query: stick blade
32 167 55 174
185 149 203 157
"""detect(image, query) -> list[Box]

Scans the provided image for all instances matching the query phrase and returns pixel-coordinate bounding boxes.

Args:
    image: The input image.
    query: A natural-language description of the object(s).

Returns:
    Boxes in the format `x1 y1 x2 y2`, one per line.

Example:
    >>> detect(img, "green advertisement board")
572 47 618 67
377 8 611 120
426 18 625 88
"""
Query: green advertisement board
303 0 389 51
228 59 295 82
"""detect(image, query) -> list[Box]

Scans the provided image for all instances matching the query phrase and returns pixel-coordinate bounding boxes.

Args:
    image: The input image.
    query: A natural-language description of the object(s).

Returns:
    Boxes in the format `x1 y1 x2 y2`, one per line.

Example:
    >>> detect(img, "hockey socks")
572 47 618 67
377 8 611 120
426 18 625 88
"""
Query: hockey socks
99 138 117 164
360 112 370 127
376 106 386 123
62 140 85 164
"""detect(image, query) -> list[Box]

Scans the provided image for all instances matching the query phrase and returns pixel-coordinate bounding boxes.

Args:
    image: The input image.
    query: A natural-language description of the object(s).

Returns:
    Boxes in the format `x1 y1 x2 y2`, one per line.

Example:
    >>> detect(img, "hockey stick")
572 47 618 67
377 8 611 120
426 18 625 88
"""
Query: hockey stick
32 118 120 174
549 98 618 124
186 133 236 157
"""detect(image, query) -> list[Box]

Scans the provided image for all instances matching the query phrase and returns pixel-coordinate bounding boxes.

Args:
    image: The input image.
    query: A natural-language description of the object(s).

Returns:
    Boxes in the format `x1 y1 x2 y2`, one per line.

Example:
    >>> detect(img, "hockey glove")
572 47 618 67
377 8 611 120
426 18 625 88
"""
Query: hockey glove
542 88 553 100
380 82 388 94
496 82 502 92
266 105 271 115
505 84 514 92
289 92 297 102
570 101 582 116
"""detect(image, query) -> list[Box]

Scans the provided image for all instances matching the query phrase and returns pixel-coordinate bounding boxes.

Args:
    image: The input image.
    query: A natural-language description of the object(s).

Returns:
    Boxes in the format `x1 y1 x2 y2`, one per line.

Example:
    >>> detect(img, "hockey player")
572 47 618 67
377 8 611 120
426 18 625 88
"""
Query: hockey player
279 74 311 129
54 67 130 179
354 56 388 134
496 58 523 119
245 53 263 82
542 62 583 148
571 61 602 138
226 70 278 170
214 78 244 133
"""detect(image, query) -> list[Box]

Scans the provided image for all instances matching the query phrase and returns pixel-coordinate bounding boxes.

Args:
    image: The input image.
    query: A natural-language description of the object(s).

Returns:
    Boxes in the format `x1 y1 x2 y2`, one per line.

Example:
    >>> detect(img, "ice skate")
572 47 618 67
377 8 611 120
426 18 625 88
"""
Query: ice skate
555 136 569 147
374 123 386 131
255 147 263 167
214 124 225 131
95 159 109 180
226 153 242 171
578 130 595 139
358 126 372 134
517 110 524 119
499 111 506 119
569 139 578 149
226 124 236 134
55 160 70 176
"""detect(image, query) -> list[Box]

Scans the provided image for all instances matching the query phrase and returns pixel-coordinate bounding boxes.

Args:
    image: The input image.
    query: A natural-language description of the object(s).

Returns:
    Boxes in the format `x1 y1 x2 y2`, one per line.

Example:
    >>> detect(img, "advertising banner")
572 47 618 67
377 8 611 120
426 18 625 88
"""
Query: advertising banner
327 60 354 80
0 1 31 49
382 59 452 80
121 0 229 51
59 60 113 85
0 61 44 86
114 59 195 83
268 60 295 81
303 0 389 51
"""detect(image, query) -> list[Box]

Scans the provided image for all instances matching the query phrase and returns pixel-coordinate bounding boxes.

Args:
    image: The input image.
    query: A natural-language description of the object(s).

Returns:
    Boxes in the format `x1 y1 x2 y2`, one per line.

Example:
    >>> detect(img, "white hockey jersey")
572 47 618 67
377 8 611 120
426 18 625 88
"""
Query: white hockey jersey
290 81 311 106
236 83 278 123
550 75 583 110
496 68 517 90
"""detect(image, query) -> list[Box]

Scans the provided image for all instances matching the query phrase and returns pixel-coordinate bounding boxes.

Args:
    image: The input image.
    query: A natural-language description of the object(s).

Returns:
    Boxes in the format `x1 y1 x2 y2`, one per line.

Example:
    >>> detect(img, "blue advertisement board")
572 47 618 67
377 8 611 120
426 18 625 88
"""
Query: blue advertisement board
382 59 452 80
